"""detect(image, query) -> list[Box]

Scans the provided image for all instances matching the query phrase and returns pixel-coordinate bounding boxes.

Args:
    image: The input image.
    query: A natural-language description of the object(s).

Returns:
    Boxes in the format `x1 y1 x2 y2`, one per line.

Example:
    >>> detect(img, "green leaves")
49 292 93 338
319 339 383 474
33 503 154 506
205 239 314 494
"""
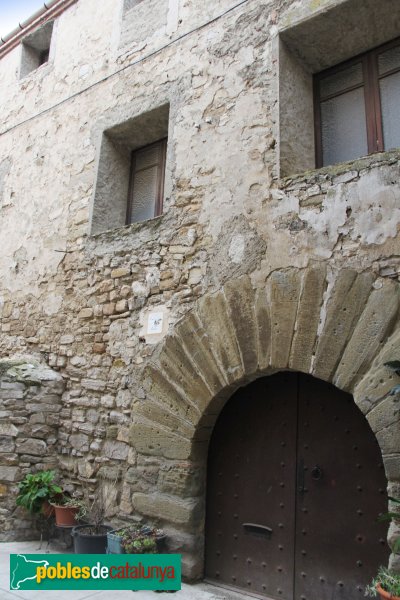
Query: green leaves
120 526 163 554
365 567 400 598
16 470 62 514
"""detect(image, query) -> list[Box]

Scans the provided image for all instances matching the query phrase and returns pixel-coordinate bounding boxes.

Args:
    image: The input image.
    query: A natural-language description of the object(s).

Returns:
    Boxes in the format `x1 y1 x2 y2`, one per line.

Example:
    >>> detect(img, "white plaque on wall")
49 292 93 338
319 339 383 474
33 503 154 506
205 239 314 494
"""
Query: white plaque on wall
147 312 164 334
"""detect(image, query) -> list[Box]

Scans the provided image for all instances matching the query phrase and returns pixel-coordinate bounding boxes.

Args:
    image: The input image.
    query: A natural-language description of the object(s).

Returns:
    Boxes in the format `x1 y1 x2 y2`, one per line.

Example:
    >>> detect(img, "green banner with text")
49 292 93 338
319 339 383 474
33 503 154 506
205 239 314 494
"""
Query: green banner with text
10 553 181 591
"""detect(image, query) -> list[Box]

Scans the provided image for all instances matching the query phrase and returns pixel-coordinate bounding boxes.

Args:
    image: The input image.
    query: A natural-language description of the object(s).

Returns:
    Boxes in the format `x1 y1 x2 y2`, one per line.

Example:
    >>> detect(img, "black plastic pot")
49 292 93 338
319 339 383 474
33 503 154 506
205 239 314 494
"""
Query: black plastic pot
72 524 113 554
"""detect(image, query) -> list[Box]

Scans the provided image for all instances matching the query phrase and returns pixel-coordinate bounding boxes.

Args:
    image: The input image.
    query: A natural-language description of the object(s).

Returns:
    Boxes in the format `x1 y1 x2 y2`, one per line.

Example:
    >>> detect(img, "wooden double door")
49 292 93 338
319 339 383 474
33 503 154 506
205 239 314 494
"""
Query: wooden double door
205 372 389 600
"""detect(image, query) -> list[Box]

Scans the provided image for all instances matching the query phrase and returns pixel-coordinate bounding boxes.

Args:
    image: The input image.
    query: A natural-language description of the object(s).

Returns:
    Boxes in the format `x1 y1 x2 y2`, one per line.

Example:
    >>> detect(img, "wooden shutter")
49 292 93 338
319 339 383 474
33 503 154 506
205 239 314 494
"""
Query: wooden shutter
127 138 167 224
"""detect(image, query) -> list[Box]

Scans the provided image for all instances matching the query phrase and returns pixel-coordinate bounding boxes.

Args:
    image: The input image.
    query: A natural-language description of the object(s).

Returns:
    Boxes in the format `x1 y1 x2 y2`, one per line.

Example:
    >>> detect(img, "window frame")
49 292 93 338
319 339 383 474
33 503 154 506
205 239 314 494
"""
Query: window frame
126 138 167 225
314 36 400 168
19 20 54 78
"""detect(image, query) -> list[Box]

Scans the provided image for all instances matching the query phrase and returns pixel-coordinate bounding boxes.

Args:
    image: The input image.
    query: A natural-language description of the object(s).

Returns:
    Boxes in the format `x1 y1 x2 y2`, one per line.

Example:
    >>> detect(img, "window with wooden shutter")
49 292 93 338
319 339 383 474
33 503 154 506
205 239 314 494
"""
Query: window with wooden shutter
126 138 167 224
314 37 400 167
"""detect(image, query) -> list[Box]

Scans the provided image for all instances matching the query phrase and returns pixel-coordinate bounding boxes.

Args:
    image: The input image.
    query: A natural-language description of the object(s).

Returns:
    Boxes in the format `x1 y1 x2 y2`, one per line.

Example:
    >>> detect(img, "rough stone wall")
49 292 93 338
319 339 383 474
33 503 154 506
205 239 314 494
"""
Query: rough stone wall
0 0 399 580
0 359 64 541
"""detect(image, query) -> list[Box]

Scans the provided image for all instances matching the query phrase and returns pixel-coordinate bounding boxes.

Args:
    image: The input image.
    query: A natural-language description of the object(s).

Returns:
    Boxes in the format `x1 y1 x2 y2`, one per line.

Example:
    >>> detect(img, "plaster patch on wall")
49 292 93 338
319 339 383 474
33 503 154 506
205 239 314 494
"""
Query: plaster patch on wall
43 294 63 316
228 234 245 264
208 215 267 286
13 247 28 274
299 169 400 247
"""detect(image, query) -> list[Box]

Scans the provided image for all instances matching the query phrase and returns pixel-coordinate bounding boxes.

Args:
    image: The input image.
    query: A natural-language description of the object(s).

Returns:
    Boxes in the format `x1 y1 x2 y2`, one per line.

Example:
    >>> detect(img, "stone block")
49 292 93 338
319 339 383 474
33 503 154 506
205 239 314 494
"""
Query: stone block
196 290 243 385
93 343 106 354
142 365 200 426
115 299 128 313
120 285 131 298
132 492 202 526
268 269 302 369
106 425 119 439
103 440 129 460
98 466 122 482
175 312 226 395
69 433 89 450
367 397 400 434
129 418 191 460
77 461 96 479
116 389 131 408
159 462 204 497
313 270 375 381
25 403 58 413
81 379 106 391
98 279 114 293
376 423 400 455
224 276 258 376
254 286 271 371
289 265 326 373
125 468 149 492
334 282 400 390
103 303 116 316
133 398 194 439
0 424 18 437
111 267 130 279
78 308 93 319
16 438 47 456
159 335 213 413
119 485 133 514
389 552 400 571
0 467 19 482
0 437 15 452
182 554 203 581
383 453 400 482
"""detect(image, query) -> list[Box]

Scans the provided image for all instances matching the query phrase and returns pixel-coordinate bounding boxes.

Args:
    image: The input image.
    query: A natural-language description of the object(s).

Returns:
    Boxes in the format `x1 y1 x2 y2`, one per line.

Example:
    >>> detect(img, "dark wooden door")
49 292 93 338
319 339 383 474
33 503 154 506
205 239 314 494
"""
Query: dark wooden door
205 372 389 600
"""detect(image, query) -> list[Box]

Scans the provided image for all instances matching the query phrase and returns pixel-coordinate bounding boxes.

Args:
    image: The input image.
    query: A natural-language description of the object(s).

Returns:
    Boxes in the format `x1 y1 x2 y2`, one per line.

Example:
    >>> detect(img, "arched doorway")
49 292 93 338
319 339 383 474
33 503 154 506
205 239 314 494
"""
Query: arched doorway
205 372 389 600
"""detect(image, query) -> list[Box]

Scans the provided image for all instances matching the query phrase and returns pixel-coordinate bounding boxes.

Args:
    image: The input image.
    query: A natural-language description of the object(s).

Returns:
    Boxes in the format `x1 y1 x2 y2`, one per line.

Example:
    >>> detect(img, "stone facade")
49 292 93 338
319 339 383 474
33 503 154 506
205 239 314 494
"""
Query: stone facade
0 359 64 540
0 0 400 582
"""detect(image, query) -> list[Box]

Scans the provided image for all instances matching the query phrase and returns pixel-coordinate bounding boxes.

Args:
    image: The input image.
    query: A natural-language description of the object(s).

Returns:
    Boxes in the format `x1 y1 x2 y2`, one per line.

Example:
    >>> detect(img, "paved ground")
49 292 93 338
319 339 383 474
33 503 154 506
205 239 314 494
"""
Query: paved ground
1 542 252 600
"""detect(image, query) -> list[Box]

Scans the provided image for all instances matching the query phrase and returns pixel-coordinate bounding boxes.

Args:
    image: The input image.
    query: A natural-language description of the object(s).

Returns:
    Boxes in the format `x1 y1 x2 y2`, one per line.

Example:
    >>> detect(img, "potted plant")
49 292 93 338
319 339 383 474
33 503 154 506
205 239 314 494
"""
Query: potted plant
365 567 400 599
50 495 81 527
107 525 166 554
16 470 62 517
107 526 133 554
123 534 157 554
366 496 400 599
71 484 113 554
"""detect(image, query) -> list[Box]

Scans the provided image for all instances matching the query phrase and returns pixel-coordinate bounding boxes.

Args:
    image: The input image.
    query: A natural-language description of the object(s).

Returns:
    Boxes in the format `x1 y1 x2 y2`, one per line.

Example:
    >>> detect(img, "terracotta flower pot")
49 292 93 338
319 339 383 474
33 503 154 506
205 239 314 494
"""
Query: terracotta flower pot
376 583 400 600
51 503 80 527
41 501 55 519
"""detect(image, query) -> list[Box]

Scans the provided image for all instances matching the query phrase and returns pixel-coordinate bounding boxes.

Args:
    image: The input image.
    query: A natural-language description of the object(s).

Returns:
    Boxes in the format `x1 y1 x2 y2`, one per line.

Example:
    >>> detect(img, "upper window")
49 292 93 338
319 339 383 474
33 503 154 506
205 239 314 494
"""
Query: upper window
127 139 167 224
20 20 53 78
314 38 400 167
90 104 170 235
